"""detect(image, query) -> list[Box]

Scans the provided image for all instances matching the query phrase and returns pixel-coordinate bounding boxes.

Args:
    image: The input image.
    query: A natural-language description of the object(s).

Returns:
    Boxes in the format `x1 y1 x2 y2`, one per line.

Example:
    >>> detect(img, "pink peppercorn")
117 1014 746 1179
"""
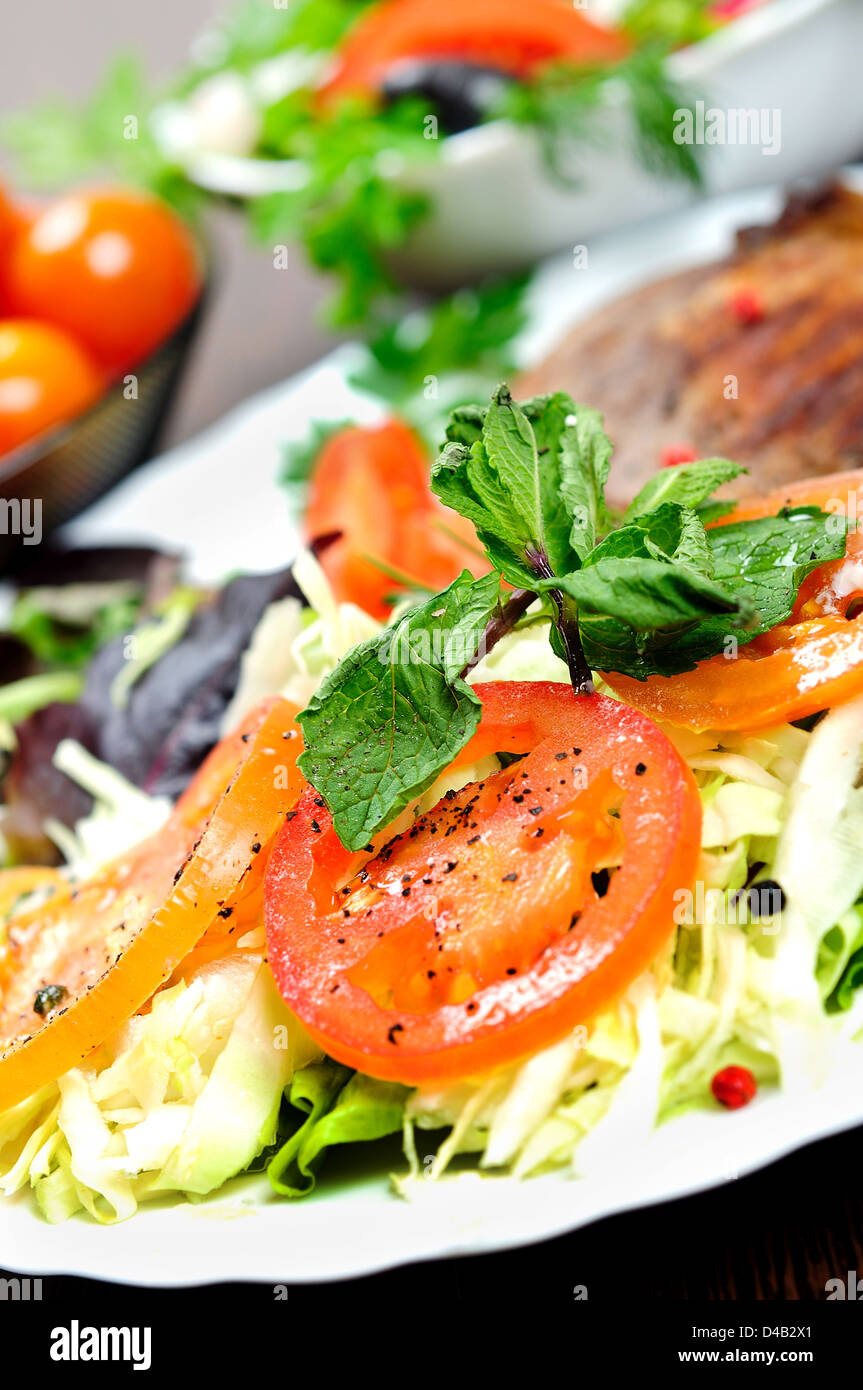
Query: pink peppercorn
711 1065 757 1109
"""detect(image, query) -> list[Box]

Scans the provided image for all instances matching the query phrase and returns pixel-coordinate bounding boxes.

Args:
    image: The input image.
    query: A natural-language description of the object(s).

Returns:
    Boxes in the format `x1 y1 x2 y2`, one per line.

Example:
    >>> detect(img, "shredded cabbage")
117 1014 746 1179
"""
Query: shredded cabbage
400 634 836 1185
0 955 319 1222
47 739 171 877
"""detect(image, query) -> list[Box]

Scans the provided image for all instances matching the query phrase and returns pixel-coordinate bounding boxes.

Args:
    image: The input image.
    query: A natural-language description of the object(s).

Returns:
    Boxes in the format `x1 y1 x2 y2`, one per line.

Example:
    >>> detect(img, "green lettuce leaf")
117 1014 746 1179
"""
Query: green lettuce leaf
268 1062 408 1198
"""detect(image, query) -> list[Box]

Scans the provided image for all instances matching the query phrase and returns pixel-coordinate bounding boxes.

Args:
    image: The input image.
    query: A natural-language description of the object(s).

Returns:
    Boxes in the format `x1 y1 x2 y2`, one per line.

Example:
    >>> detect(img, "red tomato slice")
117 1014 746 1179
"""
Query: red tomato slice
0 697 304 1111
265 681 700 1084
305 419 482 619
604 470 863 731
320 0 630 102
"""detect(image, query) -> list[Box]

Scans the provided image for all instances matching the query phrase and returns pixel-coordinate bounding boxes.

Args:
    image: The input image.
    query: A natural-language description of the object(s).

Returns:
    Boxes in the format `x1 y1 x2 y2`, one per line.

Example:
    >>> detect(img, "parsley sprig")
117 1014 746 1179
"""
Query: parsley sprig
299 385 850 849
502 48 703 190
0 56 200 219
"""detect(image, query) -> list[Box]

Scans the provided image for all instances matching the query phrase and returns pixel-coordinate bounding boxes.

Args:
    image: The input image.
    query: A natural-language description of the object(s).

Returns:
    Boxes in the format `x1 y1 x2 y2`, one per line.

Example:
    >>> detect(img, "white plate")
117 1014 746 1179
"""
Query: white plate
12 173 860 1287
155 0 863 280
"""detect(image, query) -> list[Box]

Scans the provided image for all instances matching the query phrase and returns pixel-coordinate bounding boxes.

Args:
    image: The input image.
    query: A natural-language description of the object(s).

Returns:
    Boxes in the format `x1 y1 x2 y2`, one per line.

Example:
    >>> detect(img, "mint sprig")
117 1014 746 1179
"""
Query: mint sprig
297 570 502 849
299 385 850 847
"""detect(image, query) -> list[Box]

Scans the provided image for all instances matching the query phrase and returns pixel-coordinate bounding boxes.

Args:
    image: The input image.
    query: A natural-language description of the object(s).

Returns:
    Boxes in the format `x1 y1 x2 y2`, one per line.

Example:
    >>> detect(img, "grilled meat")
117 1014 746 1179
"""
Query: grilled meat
518 183 863 507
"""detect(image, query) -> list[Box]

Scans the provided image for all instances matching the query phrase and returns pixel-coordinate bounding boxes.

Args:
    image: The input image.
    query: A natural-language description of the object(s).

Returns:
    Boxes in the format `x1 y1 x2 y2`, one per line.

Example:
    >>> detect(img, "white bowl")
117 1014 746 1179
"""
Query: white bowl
157 0 863 283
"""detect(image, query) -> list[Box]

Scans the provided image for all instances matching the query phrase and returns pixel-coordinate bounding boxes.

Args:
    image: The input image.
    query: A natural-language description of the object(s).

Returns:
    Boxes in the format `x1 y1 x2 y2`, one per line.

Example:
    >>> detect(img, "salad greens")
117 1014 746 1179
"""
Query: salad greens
622 0 724 48
0 672 83 727
298 384 848 848
0 56 202 221
1 567 301 864
504 47 703 189
8 582 144 672
251 92 437 327
348 273 530 420
268 1062 407 1197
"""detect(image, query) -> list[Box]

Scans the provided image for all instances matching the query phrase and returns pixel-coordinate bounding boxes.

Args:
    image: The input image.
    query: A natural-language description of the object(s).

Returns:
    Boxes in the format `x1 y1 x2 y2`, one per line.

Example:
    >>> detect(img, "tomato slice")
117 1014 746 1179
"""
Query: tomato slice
265 681 700 1084
604 470 863 732
0 697 304 1111
305 419 482 619
320 0 630 101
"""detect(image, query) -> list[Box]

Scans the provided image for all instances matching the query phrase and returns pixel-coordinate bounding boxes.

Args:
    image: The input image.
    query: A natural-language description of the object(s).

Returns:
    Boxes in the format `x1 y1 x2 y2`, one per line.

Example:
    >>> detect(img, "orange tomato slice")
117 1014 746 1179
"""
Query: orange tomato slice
0 697 304 1111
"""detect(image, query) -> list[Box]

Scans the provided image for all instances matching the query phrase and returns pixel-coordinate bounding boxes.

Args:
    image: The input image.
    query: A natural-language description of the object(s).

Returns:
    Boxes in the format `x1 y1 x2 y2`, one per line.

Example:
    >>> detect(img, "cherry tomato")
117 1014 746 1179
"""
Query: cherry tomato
0 698 304 1112
265 681 700 1084
0 181 21 268
4 188 201 373
305 419 483 619
604 470 863 731
321 0 630 102
0 319 103 457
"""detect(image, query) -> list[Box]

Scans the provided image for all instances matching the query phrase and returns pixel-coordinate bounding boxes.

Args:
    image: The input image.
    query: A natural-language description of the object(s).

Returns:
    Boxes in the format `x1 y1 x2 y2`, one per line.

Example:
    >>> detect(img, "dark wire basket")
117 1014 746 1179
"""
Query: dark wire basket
0 287 207 575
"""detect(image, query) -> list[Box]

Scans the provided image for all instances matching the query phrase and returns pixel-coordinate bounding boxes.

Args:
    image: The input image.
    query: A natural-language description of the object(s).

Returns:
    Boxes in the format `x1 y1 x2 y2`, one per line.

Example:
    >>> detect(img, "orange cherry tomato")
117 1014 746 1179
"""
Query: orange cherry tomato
0 319 103 457
320 0 630 102
4 188 201 374
0 181 20 266
265 681 700 1084
0 697 304 1112
305 419 483 619
604 471 863 731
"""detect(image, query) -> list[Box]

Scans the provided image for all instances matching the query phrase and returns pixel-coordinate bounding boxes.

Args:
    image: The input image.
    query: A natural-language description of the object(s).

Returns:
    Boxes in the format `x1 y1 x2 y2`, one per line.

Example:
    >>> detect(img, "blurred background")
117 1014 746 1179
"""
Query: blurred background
0 0 335 449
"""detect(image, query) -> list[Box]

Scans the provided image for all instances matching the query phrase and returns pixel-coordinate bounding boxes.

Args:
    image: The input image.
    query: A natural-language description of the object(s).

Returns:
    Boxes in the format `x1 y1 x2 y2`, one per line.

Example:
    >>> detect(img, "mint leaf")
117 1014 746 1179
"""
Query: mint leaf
587 502 710 568
578 506 849 678
433 439 530 587
547 558 744 633
559 405 613 561
297 570 502 849
444 404 486 449
482 386 574 575
624 458 745 523
663 506 713 575
695 505 850 646
697 499 738 525
433 386 605 588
